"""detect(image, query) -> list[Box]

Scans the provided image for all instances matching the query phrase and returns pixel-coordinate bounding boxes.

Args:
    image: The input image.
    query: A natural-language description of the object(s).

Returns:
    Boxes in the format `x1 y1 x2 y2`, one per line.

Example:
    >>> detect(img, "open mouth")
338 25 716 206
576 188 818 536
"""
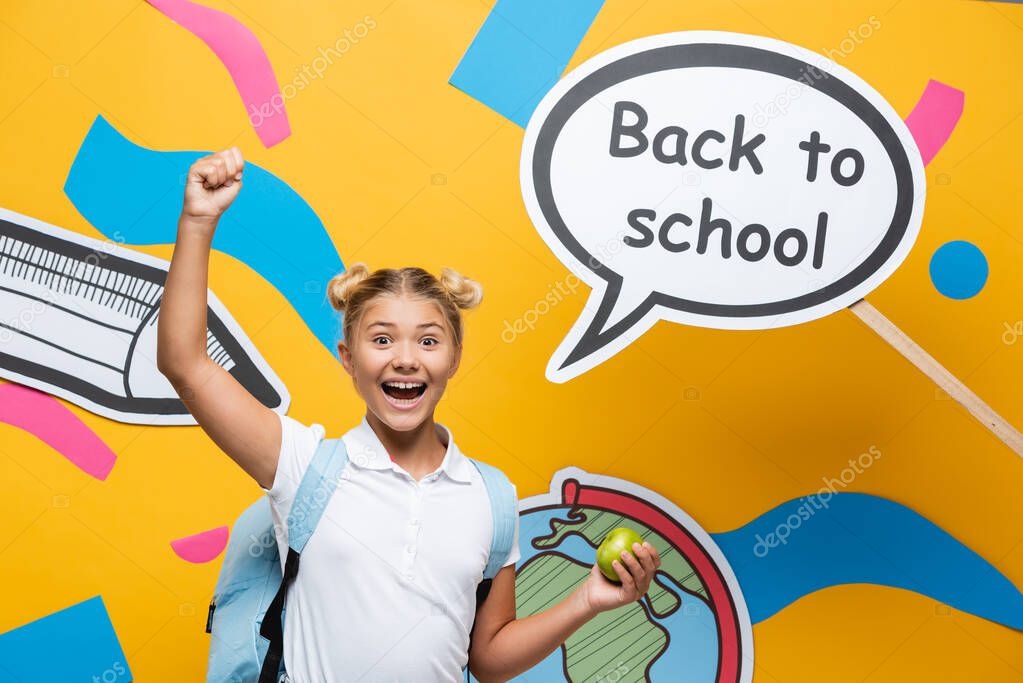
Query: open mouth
380 381 427 409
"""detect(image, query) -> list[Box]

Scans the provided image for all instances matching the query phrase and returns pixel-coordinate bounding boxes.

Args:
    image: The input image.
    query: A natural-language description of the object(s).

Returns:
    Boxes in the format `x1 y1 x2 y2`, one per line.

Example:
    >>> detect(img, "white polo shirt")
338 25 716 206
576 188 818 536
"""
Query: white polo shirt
262 412 520 683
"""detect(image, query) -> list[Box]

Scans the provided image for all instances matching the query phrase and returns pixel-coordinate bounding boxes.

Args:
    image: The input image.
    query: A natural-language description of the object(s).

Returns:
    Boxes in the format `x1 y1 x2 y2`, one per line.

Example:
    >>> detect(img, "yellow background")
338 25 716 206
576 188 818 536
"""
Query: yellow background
1 0 1021 680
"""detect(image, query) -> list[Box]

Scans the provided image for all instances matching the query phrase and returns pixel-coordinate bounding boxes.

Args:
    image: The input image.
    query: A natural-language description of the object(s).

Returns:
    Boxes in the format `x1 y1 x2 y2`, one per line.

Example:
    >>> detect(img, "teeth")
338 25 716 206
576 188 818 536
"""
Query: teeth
382 385 424 407
383 381 424 389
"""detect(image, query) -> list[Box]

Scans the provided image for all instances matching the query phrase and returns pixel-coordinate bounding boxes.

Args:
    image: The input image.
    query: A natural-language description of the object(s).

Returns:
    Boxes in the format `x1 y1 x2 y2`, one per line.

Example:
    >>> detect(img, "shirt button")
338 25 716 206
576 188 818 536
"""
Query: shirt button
409 518 420 527
405 544 416 555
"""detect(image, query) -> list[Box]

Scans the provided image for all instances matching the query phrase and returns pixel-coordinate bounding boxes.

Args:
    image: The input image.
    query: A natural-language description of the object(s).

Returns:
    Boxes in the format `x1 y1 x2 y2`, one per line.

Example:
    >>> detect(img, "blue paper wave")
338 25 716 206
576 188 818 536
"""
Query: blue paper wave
63 116 344 358
711 492 1023 630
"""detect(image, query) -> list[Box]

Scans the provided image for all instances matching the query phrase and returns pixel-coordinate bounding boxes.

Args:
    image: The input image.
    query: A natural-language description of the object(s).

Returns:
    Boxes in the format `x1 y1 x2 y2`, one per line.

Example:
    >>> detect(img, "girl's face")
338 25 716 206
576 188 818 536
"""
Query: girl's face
337 294 460 432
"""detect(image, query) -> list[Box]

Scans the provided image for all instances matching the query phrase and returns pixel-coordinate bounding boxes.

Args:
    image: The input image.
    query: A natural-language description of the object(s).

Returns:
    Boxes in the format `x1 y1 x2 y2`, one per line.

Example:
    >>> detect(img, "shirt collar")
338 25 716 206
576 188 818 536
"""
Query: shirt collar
342 415 475 484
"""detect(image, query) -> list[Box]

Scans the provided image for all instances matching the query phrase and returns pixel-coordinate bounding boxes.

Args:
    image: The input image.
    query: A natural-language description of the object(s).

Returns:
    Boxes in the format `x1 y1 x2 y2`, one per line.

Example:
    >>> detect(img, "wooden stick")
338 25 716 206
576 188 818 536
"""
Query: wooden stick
848 298 1023 458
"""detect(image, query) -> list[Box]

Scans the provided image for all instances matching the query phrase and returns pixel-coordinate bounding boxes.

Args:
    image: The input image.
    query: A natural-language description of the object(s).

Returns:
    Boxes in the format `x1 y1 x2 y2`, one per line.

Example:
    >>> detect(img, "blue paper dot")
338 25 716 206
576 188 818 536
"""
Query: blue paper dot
929 241 988 299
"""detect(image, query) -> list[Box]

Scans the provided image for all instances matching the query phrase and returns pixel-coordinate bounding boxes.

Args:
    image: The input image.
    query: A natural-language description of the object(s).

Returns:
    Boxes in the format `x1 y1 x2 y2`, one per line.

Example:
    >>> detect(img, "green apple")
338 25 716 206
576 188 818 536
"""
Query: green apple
596 527 646 582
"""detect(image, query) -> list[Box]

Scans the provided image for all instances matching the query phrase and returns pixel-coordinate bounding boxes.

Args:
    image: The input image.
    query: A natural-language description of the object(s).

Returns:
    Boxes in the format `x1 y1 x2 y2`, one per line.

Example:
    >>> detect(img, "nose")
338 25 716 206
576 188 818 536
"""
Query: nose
392 340 420 370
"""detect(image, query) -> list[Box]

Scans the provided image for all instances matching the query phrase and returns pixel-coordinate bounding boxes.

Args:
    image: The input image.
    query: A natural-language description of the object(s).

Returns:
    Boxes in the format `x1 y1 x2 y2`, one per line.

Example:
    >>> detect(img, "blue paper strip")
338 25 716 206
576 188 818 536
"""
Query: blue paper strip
0 596 132 683
63 116 345 359
449 0 605 127
711 492 1023 629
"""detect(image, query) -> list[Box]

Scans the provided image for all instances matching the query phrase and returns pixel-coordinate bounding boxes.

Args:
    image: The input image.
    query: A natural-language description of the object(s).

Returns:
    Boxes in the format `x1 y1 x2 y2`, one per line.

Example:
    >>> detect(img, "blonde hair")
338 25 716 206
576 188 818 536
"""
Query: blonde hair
328 263 483 349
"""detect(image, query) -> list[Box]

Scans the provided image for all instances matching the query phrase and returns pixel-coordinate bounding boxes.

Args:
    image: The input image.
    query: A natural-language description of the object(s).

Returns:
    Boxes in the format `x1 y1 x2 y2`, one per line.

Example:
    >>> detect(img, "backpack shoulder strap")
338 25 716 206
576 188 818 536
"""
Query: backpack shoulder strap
258 436 348 683
467 458 517 580
288 436 349 552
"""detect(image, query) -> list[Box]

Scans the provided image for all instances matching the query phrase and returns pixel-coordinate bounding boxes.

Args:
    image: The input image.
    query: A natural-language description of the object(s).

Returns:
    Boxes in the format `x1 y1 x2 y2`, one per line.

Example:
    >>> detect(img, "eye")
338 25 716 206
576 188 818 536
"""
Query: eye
422 337 439 347
372 335 391 345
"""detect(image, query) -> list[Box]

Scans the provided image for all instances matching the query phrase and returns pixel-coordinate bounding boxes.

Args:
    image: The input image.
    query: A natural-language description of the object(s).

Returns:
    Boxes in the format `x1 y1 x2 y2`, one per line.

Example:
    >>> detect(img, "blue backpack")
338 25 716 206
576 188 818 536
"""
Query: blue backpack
204 435 518 683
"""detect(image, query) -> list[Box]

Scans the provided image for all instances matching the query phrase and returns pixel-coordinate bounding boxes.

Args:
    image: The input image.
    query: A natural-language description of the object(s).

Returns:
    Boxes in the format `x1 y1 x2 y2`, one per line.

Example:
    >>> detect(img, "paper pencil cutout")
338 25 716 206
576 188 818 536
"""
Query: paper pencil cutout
0 206 289 425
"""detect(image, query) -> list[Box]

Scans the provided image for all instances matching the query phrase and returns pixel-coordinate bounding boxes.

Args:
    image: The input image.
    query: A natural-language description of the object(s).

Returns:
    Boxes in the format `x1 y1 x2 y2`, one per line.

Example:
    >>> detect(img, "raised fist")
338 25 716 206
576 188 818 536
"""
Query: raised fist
182 147 244 222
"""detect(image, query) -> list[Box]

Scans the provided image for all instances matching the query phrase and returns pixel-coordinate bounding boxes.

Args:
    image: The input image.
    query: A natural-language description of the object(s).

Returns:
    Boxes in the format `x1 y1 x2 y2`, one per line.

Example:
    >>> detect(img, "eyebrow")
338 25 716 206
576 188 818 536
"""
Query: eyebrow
366 321 444 331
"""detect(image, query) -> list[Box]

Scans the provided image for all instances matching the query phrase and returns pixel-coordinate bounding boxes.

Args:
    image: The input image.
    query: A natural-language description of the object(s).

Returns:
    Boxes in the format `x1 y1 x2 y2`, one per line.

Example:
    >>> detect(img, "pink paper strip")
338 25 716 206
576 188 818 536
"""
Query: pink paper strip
146 0 291 147
904 79 964 166
170 525 230 563
0 382 117 480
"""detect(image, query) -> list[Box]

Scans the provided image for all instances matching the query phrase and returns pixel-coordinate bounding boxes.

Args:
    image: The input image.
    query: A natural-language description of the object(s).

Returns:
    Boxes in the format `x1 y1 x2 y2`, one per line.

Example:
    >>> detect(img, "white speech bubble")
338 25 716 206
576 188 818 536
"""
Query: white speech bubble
520 30 925 383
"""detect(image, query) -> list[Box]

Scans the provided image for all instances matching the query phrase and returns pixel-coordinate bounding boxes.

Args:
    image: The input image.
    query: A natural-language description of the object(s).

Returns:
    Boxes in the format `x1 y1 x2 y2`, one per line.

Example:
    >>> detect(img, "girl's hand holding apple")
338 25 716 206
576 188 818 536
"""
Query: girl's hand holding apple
579 528 662 614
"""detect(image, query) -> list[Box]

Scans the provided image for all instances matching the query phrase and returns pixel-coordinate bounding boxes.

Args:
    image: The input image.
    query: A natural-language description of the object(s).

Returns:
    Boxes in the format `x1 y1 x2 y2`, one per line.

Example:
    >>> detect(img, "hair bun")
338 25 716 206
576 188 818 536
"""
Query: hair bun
328 262 371 312
438 267 483 310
